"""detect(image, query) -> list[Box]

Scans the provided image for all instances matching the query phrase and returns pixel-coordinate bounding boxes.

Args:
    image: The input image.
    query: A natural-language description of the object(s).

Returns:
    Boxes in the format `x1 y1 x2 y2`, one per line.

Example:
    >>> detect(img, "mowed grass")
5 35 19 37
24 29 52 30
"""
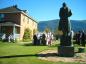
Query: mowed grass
0 41 82 64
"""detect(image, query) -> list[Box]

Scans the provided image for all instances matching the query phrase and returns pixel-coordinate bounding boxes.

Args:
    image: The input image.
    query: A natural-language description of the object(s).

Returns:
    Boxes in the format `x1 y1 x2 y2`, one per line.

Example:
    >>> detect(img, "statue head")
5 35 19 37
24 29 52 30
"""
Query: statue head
62 2 66 7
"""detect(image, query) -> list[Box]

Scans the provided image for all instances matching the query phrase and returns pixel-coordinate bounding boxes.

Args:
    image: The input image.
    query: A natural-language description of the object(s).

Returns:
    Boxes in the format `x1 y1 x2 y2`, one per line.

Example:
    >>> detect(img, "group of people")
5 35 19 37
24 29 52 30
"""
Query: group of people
33 32 54 46
75 31 86 47
1 33 14 42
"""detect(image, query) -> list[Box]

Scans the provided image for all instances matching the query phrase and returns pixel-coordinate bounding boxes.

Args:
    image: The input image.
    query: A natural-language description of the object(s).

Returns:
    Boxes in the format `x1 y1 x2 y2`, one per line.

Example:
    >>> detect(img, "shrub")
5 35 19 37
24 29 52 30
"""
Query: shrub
23 28 31 41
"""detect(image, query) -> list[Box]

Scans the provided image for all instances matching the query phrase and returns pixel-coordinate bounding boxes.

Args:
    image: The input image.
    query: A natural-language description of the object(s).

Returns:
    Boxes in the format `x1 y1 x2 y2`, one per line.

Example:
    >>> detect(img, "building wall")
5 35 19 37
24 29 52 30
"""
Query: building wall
4 13 21 25
28 18 37 38
20 13 37 40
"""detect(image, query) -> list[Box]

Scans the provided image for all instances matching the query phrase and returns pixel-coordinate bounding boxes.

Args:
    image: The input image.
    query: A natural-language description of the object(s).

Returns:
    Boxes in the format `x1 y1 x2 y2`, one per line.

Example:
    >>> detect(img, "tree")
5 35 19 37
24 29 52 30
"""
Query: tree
33 29 37 35
44 26 51 33
54 27 63 36
23 28 31 40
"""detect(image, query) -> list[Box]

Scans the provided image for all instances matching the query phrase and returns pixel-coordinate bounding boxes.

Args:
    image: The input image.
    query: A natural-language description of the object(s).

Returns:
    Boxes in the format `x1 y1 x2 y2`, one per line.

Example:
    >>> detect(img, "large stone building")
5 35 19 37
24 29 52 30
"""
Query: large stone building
0 5 37 41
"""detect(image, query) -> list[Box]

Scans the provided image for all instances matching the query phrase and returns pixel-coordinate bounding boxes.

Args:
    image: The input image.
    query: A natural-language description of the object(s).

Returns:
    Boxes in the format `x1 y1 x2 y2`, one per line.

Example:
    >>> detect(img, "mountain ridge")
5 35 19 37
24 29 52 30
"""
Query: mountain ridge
38 19 86 32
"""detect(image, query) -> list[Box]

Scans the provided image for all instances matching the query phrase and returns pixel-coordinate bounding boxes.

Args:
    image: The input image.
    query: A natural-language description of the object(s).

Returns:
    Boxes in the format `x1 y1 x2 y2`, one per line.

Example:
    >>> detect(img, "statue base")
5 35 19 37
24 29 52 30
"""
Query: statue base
58 46 74 57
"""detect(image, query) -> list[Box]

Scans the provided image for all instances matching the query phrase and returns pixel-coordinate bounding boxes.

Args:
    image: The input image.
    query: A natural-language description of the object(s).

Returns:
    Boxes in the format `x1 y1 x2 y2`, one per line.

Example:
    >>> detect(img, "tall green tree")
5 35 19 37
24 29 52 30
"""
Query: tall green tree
23 28 31 40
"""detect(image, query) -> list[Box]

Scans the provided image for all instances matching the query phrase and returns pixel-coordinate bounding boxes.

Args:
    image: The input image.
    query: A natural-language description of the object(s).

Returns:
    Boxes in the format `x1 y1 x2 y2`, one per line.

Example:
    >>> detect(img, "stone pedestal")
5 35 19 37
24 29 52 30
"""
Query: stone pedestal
58 46 74 57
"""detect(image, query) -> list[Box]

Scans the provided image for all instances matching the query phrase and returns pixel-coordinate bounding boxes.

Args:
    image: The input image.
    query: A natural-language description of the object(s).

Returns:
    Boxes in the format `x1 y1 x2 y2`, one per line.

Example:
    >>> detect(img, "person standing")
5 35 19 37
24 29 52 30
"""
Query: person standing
81 30 85 47
41 33 46 45
33 34 37 45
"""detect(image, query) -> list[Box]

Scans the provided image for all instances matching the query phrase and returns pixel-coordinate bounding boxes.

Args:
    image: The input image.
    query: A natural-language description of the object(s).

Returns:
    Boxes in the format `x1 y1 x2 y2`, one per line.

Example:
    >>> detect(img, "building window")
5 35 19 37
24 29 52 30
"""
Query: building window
0 14 5 21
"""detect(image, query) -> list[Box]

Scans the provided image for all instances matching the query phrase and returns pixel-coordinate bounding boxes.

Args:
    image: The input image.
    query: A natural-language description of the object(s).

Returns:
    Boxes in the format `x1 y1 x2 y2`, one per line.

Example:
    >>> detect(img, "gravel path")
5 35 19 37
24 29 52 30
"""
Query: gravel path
38 50 86 63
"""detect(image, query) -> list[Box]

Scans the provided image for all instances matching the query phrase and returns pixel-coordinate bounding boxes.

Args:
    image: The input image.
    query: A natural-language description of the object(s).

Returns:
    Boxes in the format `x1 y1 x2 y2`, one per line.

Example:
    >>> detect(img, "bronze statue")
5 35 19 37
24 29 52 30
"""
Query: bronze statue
58 2 72 46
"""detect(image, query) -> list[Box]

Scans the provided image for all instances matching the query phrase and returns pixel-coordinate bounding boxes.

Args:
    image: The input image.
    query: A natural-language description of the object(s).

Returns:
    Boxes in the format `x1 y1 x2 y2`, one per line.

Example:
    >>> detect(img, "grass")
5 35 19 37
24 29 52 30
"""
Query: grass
0 41 84 64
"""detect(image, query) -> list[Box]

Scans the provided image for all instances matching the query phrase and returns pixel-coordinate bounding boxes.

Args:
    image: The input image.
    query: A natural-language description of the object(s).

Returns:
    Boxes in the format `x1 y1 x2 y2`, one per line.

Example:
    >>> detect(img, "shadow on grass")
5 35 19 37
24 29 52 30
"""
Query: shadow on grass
0 54 38 59
38 53 58 57
38 53 76 58
0 53 57 59
22 43 47 46
0 51 83 59
22 43 34 46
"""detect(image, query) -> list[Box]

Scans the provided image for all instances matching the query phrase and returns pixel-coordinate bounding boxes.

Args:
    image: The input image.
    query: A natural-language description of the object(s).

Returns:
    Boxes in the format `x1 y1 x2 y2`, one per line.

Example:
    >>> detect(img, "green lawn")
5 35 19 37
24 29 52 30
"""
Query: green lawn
0 41 82 64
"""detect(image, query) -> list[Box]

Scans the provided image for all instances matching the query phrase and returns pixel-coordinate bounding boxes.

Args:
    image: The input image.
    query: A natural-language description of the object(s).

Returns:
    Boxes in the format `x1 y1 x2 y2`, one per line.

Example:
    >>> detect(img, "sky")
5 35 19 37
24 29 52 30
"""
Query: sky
0 0 86 22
